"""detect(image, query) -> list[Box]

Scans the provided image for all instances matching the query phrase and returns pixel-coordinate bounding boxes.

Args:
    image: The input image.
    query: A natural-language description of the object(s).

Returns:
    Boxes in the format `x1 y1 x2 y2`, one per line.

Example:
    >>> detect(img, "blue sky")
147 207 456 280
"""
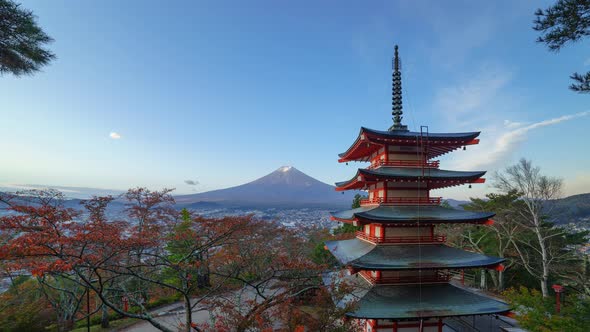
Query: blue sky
1 0 589 200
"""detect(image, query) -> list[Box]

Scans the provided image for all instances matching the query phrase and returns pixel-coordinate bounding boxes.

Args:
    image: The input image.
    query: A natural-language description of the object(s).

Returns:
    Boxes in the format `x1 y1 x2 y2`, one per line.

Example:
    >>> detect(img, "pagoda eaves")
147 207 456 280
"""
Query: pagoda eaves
338 127 481 162
325 239 505 271
331 205 495 225
344 282 510 320
335 167 486 191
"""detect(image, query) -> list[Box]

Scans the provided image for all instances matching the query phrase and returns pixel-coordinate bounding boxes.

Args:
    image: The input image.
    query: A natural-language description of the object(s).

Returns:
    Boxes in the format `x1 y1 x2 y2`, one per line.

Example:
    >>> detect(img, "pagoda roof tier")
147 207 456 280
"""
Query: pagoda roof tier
338 127 480 162
325 238 504 270
335 167 486 191
336 278 510 320
331 205 495 224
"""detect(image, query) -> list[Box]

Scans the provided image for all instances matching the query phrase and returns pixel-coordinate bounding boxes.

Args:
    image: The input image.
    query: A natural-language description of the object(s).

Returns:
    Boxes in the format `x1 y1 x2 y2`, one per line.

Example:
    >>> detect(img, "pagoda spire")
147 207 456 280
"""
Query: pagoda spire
389 45 408 131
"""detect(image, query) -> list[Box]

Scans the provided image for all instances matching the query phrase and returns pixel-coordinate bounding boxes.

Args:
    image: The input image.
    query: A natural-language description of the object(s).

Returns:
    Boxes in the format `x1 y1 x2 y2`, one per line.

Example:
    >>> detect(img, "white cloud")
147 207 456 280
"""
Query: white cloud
434 67 512 125
447 111 590 171
109 132 122 139
503 120 524 129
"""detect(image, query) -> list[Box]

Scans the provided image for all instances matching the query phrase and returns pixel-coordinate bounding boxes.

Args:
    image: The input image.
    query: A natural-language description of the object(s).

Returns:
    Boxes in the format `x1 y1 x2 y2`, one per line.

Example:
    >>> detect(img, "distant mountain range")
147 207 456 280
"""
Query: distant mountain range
175 166 357 208
2 168 589 223
551 193 590 225
0 184 124 199
444 194 590 226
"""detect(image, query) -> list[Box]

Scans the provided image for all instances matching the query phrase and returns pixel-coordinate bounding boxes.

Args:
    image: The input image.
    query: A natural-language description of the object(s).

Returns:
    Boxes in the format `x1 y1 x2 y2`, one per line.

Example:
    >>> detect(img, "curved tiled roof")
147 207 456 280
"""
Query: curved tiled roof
325 238 505 270
347 282 510 319
335 167 486 189
338 127 481 161
362 127 480 140
331 205 495 224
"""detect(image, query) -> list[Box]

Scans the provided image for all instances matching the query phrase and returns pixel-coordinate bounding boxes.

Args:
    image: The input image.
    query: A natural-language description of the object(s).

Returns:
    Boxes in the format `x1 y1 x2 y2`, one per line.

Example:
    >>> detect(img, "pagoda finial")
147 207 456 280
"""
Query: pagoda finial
389 44 408 131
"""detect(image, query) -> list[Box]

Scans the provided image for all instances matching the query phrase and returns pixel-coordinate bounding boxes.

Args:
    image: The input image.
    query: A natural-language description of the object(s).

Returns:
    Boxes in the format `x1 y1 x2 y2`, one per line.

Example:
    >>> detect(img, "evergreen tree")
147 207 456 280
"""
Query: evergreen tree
534 0 590 93
0 0 55 76
332 193 365 234
351 193 363 209
504 286 590 332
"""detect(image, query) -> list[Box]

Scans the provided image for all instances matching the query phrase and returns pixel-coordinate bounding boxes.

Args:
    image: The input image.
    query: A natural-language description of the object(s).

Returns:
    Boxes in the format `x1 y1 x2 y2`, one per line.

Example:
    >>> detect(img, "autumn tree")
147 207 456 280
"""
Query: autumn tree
0 188 357 331
0 0 55 76
0 190 94 331
534 0 590 93
0 189 191 331
200 219 320 331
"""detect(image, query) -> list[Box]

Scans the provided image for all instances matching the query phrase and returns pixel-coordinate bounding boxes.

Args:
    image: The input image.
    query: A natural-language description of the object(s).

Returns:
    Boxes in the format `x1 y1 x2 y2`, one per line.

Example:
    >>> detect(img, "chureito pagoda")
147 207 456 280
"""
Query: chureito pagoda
325 45 511 332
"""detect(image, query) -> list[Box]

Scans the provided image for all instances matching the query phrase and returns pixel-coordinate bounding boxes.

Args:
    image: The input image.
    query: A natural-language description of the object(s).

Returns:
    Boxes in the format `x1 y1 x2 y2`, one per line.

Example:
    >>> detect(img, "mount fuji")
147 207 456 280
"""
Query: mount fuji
175 166 357 208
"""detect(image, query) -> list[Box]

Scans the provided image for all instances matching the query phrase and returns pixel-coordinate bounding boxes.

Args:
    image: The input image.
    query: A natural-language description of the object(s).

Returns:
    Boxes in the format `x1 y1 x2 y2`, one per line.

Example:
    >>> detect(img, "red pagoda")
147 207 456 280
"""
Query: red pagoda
325 45 510 332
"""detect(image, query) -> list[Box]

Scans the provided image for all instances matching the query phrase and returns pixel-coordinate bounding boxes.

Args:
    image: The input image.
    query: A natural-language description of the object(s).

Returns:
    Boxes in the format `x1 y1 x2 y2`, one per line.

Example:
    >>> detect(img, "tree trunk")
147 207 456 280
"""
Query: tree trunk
499 270 504 291
535 221 550 297
541 277 549 298
101 303 109 328
184 295 192 332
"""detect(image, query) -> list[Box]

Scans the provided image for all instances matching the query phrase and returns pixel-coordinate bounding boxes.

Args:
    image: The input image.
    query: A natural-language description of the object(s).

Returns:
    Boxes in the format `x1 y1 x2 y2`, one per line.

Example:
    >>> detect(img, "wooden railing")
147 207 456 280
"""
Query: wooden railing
360 270 450 284
356 232 446 244
360 197 442 206
368 160 440 169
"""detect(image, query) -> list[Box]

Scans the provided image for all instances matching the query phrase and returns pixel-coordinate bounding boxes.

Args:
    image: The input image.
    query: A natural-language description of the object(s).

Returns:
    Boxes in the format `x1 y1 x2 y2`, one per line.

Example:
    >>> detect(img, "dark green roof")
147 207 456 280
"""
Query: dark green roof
331 205 495 224
362 127 480 140
347 281 510 319
338 127 480 159
335 167 485 188
325 238 504 270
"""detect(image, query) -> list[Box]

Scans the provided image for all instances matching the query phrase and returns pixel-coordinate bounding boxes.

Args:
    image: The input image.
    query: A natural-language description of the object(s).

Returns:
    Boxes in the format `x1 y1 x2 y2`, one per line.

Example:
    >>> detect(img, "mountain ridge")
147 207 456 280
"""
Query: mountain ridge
175 166 356 208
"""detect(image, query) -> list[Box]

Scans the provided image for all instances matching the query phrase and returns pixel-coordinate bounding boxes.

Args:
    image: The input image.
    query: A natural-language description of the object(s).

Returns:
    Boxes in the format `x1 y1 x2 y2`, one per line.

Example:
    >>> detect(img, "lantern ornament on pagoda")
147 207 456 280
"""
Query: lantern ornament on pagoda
325 45 510 332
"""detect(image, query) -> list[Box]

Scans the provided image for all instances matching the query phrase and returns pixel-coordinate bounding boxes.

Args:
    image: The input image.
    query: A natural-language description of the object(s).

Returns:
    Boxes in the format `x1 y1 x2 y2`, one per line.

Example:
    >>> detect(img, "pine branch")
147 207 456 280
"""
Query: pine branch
570 71 590 92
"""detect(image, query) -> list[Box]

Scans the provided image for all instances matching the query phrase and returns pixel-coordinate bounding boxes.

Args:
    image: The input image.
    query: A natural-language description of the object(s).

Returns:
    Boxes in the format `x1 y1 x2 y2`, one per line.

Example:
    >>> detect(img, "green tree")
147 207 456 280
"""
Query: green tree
351 193 363 209
332 194 365 235
0 0 55 76
440 200 452 208
461 190 524 290
0 276 54 331
534 0 590 93
504 286 590 332
164 208 211 289
332 223 359 235
310 241 338 266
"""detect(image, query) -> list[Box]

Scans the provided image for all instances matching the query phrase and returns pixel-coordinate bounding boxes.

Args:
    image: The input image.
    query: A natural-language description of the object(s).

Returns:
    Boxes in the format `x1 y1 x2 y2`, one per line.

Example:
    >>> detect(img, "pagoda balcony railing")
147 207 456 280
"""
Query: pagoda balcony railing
368 160 440 169
360 197 442 206
359 270 451 285
356 232 446 244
